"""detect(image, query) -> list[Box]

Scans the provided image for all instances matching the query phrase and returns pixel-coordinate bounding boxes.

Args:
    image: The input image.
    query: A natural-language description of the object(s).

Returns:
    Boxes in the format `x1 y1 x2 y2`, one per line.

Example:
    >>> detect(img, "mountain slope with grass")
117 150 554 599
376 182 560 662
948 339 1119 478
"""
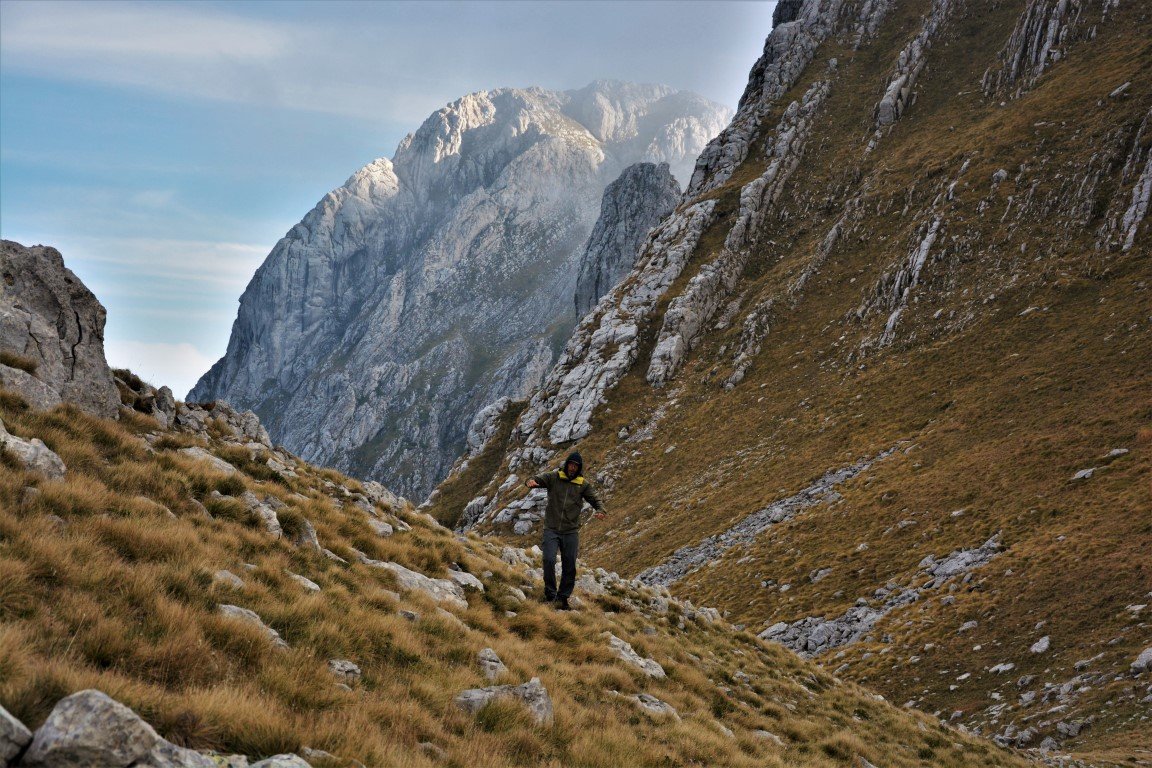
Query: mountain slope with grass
429 0 1152 764
0 241 1038 767
0 383 1044 768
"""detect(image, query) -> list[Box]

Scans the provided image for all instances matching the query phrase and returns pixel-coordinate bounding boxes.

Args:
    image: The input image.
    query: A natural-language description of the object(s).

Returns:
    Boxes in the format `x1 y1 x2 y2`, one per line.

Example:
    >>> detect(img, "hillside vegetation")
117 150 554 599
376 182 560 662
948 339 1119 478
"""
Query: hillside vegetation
432 0 1152 764
0 385 1038 767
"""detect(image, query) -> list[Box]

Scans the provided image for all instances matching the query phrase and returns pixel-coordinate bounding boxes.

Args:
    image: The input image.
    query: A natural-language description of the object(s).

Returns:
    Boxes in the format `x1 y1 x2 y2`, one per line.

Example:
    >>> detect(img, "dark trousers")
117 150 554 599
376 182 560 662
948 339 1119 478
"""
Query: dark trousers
541 528 579 600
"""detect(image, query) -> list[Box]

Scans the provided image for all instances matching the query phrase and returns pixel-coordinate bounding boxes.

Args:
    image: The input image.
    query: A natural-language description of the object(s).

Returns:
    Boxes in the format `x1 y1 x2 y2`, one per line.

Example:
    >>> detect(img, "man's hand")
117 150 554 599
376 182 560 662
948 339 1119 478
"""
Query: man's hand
593 510 607 520
526 478 539 489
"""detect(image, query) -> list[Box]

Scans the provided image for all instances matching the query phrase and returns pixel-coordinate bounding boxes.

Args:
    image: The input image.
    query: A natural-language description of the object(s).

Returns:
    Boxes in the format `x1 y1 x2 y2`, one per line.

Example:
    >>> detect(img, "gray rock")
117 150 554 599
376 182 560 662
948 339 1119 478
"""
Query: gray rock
448 570 484 593
0 418 66 479
0 240 120 418
367 519 394 537
177 447 237 476
1071 467 1096 480
249 756 312 768
1 703 32 766
625 693 679 720
1030 635 1051 654
606 633 666 678
575 162 681 318
238 492 283 538
288 517 321 551
454 677 553 725
213 570 245 589
752 729 784 746
1132 646 1152 672
327 659 361 685
512 520 534 536
288 573 321 593
188 83 730 500
217 604 289 649
478 648 509 681
20 689 216 768
366 561 467 610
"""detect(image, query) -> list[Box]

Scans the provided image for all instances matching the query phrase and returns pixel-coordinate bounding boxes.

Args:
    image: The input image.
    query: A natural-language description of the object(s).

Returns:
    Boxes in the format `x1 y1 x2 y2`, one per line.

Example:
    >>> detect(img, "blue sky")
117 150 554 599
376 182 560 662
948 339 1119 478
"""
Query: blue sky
0 0 775 397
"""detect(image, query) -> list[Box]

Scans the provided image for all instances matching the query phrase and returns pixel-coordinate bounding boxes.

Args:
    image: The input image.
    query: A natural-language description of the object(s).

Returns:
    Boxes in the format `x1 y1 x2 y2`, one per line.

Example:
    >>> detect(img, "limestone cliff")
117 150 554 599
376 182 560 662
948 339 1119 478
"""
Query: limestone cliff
574 162 681 319
438 0 1152 760
0 240 120 418
190 81 730 500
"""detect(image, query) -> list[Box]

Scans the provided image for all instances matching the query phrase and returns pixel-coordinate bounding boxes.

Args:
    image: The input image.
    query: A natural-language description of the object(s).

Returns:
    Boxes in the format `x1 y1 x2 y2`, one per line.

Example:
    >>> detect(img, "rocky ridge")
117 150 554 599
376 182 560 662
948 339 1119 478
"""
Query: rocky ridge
0 241 120 419
190 81 730 500
433 0 1151 761
574 162 681 319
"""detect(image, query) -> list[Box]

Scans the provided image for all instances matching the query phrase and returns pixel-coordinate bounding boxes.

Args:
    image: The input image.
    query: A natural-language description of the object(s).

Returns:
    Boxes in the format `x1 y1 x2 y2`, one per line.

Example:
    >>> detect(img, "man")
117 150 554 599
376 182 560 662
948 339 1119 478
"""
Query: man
526 451 604 610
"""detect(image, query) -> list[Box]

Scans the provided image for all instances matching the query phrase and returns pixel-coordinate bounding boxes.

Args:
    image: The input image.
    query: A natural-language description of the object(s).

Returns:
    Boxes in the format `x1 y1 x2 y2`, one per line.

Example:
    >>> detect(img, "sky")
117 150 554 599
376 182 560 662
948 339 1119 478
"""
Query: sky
0 0 775 398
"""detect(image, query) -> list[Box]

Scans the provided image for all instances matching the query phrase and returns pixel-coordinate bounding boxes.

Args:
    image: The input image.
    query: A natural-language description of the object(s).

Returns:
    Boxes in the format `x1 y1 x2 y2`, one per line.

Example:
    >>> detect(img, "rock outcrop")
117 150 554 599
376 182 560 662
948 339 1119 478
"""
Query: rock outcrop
0 417 67 479
19 689 219 768
190 82 730 499
454 678 554 725
0 240 120 418
574 162 681 318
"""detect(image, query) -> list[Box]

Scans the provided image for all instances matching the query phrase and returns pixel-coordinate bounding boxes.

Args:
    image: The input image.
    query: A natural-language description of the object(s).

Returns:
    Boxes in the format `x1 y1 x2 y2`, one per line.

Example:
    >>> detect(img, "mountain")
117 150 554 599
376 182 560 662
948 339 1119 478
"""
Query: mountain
575 161 682 318
430 0 1152 762
189 81 731 500
0 245 1033 768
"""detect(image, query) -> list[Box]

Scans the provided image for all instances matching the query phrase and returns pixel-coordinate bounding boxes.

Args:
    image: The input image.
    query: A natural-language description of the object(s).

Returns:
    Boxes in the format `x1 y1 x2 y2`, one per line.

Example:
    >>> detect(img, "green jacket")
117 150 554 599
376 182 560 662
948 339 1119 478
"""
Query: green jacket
532 469 602 532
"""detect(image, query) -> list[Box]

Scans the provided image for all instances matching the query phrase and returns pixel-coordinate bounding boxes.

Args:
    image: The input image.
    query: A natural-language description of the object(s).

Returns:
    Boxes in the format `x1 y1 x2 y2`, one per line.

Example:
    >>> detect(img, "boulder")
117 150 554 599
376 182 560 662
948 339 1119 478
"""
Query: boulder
448 570 484 593
177 447 237 476
1 703 32 765
454 678 553 725
0 240 120 418
20 689 215 768
213 570 245 589
217 604 289 649
249 756 312 768
605 633 666 678
1132 646 1152 672
626 693 679 720
1030 636 1050 654
477 648 508 681
367 519 394 537
327 659 361 685
0 418 66 479
368 561 468 610
288 573 321 593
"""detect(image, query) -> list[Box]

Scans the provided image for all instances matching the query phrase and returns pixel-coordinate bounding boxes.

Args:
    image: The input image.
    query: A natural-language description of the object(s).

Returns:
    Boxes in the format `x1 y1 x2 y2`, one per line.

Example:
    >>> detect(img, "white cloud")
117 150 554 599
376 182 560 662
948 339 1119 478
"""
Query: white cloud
104 339 216 400
68 236 271 292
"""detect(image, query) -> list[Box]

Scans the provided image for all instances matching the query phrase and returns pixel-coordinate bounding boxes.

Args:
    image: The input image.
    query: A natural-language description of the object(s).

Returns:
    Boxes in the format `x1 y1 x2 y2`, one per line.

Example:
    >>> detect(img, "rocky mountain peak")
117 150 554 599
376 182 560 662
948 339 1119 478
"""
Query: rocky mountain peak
191 80 731 499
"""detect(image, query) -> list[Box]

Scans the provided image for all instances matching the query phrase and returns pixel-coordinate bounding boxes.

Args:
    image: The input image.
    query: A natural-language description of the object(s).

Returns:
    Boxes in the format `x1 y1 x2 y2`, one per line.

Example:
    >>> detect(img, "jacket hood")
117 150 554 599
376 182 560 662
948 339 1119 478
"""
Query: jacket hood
563 451 583 478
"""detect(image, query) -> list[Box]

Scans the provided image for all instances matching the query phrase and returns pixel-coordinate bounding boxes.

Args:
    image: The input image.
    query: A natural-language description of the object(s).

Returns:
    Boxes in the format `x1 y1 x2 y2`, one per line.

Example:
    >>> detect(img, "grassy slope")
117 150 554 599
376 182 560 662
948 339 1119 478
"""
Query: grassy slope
0 386 1036 768
456 1 1152 763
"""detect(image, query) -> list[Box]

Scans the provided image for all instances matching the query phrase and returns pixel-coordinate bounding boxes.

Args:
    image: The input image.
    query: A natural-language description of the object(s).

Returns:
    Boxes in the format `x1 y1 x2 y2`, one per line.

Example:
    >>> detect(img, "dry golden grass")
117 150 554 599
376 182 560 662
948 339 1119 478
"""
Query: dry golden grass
445 2 1152 763
0 384 1034 768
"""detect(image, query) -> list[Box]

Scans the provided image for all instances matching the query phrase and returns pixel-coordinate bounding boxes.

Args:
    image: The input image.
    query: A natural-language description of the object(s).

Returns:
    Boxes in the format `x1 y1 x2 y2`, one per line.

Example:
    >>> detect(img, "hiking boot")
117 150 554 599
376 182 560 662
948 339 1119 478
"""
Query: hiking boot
540 594 557 604
555 597 572 611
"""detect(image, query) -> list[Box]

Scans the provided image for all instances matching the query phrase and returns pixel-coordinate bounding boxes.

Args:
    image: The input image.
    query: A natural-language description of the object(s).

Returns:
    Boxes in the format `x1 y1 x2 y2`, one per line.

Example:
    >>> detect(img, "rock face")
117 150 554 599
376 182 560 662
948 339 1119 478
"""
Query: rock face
454 677 553 725
20 689 218 768
0 417 67 479
574 162 681 318
190 81 730 499
0 240 120 418
1 704 32 765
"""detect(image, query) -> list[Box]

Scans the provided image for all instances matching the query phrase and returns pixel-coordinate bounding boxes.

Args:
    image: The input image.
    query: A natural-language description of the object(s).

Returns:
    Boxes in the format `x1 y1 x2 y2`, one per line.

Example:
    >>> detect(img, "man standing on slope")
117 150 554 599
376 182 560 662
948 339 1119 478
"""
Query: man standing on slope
526 451 604 610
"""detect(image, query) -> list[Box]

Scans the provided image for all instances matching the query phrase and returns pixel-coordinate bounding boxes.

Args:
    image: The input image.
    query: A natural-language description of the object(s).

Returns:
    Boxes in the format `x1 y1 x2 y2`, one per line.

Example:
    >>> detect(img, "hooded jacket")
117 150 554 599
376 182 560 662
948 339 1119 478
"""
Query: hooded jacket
532 452 602 532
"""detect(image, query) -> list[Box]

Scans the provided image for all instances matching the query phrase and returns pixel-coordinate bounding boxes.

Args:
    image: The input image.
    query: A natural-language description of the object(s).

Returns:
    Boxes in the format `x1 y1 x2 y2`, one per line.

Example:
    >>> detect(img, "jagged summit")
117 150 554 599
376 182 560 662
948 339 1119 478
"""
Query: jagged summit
432 0 1151 762
190 80 731 499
